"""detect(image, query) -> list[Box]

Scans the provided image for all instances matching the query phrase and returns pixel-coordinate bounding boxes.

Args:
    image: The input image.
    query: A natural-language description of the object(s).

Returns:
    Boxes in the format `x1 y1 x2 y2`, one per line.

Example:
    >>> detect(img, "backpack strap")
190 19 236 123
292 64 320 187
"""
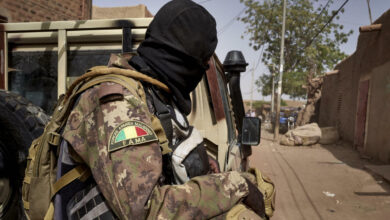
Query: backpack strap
44 165 91 220
148 88 173 147
52 164 91 197
65 66 171 102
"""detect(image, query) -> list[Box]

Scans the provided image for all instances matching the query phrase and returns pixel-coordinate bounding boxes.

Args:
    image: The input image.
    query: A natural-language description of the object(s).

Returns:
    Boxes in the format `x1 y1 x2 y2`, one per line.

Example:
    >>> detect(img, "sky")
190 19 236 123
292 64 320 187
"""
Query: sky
93 0 390 101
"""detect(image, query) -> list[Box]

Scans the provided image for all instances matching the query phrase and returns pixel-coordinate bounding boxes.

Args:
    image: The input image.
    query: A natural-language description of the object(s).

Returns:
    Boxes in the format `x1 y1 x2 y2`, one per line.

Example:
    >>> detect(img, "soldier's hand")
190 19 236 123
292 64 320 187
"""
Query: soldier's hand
243 178 266 218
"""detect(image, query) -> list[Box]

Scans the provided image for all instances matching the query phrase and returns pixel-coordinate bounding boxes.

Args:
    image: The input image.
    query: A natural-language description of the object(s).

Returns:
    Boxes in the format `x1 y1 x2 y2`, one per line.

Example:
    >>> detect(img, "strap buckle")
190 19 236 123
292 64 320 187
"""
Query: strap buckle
48 131 61 146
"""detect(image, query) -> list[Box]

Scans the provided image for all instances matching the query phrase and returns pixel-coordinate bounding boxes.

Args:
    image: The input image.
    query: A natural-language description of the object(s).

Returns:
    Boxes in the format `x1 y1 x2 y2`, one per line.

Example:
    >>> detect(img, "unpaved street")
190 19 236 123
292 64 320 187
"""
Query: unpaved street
249 130 390 220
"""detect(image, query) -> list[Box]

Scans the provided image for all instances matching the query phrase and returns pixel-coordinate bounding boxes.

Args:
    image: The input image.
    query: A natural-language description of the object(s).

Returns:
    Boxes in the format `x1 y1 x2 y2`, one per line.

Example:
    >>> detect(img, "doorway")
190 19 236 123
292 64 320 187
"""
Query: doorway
354 80 370 150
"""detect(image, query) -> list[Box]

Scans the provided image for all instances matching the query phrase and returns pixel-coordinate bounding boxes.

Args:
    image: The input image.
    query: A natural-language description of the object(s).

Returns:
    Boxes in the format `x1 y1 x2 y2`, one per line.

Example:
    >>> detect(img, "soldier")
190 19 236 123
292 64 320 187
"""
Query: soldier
54 0 267 219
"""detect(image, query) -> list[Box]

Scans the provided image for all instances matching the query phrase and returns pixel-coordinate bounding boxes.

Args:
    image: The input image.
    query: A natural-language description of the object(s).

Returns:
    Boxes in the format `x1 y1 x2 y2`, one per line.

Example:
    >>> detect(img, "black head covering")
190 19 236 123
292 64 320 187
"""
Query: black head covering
132 0 217 115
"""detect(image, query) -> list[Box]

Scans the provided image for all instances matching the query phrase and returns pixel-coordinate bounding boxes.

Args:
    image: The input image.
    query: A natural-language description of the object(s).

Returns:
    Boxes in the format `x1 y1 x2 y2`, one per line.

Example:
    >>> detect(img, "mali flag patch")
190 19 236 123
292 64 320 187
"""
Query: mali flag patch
109 121 158 152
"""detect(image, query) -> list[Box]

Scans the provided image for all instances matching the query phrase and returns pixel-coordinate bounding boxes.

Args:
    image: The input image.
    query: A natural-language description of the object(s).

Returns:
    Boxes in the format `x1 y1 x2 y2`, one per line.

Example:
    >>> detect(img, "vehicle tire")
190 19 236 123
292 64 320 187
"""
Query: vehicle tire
0 90 49 219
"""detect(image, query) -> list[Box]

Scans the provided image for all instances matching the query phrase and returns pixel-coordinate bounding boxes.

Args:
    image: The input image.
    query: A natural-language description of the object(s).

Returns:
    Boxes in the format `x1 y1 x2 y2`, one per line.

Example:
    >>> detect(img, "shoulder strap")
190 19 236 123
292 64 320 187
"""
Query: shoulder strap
148 88 174 148
65 66 171 102
52 164 91 198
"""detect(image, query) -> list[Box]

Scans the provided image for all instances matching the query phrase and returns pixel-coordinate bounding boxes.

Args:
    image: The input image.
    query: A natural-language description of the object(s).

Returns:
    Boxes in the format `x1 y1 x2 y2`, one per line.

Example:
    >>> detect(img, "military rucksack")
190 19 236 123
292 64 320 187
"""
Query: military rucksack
22 66 170 220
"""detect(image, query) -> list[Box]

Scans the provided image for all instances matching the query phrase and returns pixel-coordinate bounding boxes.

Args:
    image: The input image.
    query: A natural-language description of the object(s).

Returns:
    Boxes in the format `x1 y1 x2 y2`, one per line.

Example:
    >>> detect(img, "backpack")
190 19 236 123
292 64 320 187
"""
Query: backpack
22 66 170 220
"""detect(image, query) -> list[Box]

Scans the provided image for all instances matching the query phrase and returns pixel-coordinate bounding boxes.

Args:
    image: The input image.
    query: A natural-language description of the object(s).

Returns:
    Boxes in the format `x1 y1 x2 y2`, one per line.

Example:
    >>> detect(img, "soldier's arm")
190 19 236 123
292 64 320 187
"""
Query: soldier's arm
146 172 249 219
62 82 251 219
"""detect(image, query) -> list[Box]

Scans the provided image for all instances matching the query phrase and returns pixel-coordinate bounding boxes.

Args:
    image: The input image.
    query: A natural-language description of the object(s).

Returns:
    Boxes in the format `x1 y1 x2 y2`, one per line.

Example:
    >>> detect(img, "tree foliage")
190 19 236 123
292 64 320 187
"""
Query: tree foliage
240 0 352 98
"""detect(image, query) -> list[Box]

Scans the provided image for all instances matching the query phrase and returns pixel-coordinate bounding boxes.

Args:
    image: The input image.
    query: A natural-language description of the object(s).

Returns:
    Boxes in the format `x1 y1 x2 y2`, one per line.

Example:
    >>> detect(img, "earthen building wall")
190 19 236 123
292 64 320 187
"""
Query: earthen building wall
319 74 338 127
319 10 390 163
365 61 390 162
92 5 153 19
0 0 92 22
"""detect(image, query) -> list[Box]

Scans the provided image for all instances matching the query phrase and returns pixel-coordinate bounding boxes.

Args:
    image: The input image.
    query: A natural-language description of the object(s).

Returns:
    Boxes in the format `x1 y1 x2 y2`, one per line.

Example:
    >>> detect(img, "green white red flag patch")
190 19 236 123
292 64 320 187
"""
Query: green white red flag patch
109 121 158 152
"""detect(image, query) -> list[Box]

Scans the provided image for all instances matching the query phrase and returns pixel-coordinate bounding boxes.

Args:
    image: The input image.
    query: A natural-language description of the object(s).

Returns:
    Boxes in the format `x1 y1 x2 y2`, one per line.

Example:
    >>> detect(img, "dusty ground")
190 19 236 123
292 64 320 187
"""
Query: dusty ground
249 129 390 220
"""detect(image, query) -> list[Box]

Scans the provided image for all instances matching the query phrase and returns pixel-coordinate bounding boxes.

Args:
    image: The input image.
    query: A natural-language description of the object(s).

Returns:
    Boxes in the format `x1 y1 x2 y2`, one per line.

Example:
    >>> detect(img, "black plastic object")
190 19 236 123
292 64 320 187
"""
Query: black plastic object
223 51 253 158
122 27 132 53
223 51 248 73
116 20 134 53
242 117 261 146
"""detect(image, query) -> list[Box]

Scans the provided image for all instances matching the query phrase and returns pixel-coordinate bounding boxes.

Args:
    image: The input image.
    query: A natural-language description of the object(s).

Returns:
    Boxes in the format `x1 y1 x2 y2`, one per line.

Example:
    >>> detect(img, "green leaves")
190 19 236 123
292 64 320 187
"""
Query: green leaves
240 0 352 98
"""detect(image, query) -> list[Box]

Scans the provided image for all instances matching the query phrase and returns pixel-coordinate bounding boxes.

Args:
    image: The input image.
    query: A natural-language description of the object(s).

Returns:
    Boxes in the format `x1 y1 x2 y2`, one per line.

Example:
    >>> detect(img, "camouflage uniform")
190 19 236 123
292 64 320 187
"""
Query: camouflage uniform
61 54 254 219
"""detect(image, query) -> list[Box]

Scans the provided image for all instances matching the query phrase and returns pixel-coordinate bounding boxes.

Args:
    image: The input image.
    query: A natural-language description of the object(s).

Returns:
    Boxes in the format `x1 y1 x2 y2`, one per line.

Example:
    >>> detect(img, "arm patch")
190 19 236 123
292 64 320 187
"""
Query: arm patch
108 121 158 153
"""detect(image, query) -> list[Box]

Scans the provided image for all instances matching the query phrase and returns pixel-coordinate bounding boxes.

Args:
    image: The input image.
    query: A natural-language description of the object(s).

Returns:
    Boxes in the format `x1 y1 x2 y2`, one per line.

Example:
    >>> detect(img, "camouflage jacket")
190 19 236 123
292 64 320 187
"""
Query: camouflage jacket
62 54 253 219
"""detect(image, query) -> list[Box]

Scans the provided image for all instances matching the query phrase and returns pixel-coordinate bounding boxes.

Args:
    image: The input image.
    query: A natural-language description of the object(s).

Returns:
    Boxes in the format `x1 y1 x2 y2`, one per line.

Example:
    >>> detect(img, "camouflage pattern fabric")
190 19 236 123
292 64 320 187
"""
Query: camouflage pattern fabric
108 53 135 70
61 54 255 219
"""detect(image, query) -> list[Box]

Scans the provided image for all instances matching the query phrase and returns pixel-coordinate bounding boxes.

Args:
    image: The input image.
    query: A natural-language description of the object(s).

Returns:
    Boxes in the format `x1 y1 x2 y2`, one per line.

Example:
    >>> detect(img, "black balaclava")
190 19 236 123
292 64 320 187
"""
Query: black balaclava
132 0 217 115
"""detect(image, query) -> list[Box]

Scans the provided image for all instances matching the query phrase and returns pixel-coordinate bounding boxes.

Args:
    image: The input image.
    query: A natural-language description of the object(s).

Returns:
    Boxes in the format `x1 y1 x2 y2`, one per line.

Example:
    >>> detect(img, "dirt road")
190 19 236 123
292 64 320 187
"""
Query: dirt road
250 130 390 220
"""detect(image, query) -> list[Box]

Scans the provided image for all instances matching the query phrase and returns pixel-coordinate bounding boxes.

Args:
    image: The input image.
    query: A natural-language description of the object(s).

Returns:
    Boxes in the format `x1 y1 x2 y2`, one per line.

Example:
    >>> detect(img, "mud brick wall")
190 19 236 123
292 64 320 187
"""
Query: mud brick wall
319 9 390 163
0 0 92 22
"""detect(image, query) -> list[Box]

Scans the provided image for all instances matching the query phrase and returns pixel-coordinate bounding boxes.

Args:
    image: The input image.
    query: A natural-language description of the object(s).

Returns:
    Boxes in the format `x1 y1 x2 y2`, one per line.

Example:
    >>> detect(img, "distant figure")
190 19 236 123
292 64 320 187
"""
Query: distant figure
250 110 256 117
246 109 252 117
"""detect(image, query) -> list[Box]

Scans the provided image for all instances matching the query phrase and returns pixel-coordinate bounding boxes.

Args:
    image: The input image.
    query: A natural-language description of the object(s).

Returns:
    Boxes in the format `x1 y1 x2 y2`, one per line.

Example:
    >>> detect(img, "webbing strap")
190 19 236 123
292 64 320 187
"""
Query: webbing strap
248 168 276 217
83 75 139 98
23 176 31 184
44 202 54 220
149 89 173 148
151 115 171 155
52 165 91 197
23 199 30 210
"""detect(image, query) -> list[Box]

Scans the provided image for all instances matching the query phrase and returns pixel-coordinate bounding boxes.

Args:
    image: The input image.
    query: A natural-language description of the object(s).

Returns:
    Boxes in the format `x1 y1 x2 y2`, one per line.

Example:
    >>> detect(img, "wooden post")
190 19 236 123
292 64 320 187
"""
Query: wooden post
58 29 67 97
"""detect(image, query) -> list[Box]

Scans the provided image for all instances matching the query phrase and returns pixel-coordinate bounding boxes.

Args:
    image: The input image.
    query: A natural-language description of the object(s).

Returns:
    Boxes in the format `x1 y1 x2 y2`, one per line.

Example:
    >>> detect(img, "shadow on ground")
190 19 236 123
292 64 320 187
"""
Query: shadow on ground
318 141 390 194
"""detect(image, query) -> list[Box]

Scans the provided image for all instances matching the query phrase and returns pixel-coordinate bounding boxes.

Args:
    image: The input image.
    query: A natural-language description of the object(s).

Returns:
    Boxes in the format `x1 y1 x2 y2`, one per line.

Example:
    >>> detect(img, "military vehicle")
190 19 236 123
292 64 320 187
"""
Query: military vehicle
0 18 260 218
